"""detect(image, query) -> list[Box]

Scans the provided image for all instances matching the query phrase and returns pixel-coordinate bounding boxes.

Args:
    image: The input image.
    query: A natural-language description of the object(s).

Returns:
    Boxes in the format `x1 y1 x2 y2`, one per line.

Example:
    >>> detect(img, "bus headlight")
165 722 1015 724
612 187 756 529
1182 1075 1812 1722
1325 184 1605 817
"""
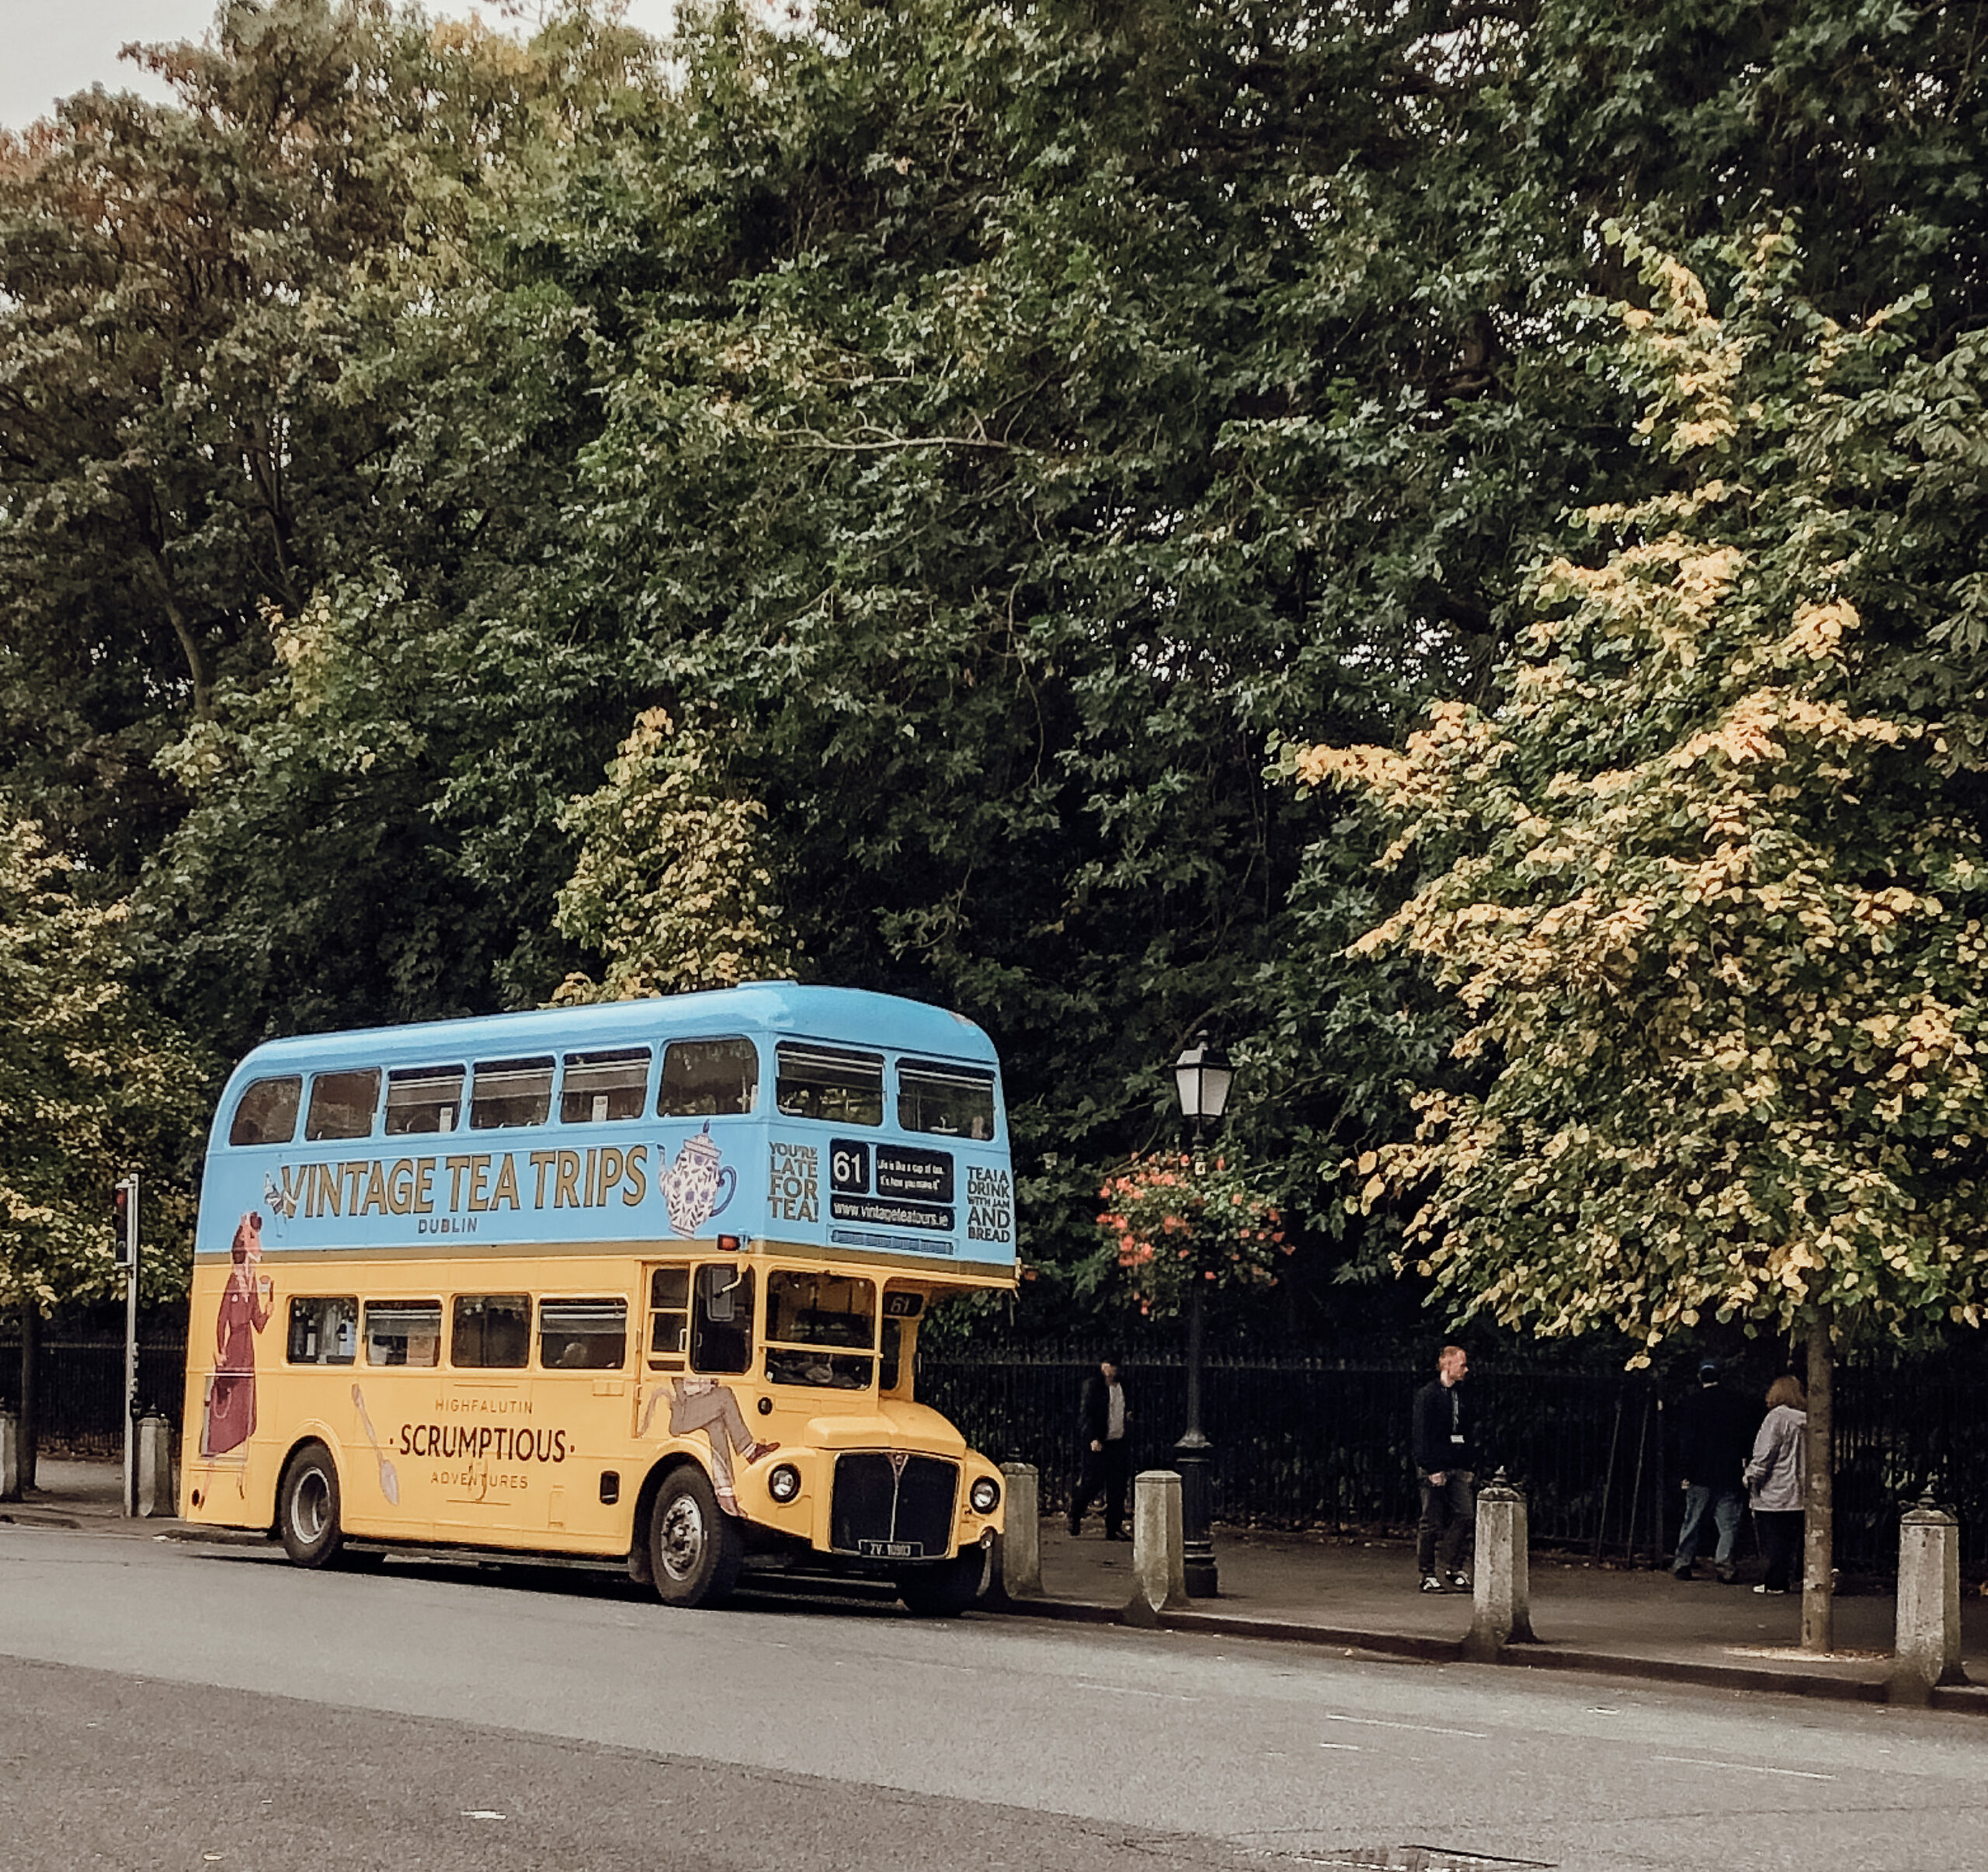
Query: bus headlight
767 1464 801 1504
968 1476 1000 1516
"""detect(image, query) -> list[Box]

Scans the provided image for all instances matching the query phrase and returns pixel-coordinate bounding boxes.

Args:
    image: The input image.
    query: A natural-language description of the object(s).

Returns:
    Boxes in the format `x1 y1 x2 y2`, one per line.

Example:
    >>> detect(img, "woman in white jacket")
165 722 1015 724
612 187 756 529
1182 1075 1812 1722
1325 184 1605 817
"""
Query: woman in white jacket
1743 1374 1808 1595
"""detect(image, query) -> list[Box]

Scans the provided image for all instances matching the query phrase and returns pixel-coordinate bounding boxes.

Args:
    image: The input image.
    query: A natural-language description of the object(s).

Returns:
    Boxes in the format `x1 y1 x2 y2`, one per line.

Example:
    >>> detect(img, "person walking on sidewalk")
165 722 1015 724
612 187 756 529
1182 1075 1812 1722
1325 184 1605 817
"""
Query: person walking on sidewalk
1069 1354 1131 1540
1672 1360 1753 1582
1412 1343 1475 1592
1743 1374 1808 1595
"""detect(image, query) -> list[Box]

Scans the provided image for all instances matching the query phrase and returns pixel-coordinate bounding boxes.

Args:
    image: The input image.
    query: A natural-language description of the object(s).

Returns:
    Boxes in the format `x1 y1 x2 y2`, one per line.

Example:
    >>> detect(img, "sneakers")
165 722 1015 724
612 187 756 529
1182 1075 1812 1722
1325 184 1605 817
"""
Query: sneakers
1715 1565 1736 1584
1447 1571 1472 1592
1752 1583 1786 1595
1420 1574 1446 1593
1672 1565 1694 1580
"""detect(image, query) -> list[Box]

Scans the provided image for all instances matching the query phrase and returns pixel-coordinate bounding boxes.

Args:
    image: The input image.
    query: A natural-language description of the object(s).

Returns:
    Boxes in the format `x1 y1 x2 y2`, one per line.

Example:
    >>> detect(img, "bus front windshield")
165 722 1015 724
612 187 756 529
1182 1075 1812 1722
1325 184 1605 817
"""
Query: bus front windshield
764 1272 876 1389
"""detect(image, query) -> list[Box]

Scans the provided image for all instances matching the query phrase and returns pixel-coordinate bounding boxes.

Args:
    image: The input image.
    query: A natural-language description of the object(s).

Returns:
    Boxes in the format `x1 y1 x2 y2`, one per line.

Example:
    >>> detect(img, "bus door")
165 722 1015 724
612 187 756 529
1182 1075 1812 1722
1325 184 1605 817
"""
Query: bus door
532 1293 634 1543
638 1262 759 1504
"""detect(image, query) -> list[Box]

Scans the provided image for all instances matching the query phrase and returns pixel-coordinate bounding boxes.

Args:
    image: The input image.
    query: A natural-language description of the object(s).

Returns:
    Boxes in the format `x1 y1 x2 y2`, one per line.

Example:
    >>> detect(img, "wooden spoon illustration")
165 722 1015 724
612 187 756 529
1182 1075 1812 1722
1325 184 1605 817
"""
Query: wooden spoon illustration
350 1384 401 1506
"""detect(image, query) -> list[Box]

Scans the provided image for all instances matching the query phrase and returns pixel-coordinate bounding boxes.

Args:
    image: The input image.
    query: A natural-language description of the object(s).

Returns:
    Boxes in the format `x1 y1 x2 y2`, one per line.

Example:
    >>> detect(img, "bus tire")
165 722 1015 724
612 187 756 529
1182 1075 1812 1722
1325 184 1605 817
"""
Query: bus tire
895 1548 985 1618
648 1467 743 1609
277 1441 346 1569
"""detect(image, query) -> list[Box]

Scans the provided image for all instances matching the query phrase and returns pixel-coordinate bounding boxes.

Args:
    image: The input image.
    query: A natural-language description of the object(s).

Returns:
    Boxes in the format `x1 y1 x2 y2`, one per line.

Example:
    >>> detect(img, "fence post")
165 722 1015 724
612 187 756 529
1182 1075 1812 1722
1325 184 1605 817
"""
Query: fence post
134 1414 176 1519
1123 1468 1189 1626
1890 1495 1965 1705
0 1407 18 1502
988 1461 1042 1602
1463 1470 1537 1662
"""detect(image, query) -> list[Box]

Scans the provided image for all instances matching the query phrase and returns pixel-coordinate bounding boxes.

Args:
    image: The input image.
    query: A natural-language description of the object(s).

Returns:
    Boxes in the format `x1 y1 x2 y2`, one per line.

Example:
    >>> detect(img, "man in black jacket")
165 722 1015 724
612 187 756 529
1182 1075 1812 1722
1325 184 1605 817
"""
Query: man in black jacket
1411 1343 1475 1592
1671 1360 1753 1582
1069 1355 1131 1539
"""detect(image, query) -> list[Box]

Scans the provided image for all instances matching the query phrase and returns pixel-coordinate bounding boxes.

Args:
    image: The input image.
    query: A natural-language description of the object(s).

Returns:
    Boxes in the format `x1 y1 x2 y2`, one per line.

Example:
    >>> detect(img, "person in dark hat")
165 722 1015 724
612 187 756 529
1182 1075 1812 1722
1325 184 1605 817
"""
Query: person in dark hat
1069 1353 1131 1540
1672 1359 1753 1582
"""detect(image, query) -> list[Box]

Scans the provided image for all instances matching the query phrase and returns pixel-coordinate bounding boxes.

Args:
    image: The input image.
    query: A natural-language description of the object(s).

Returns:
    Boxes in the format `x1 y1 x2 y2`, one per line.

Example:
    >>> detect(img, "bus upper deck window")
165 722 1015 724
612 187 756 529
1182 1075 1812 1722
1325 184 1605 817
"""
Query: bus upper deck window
561 1048 650 1124
470 1057 554 1130
385 1066 464 1137
898 1062 998 1140
540 1297 628 1370
658 1038 758 1118
230 1075 301 1147
774 1044 883 1126
305 1069 381 1142
363 1300 441 1367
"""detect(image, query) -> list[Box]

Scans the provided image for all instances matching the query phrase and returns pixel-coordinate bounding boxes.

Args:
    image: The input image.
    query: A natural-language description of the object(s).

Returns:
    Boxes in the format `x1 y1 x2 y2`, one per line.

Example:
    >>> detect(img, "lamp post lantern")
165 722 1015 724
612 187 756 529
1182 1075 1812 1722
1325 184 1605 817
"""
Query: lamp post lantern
1171 1031 1232 1597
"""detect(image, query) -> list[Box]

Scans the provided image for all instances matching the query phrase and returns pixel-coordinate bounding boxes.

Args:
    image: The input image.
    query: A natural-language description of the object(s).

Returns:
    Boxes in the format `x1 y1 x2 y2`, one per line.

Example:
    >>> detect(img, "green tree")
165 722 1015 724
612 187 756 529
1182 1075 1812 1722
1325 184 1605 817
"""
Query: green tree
1289 227 1988 1646
551 708 802 1001
0 821 205 1487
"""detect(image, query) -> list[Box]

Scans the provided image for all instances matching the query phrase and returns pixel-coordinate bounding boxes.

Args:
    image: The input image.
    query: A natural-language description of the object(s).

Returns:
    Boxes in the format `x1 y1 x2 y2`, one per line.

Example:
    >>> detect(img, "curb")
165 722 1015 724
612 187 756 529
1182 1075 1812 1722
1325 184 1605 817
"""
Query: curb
982 1592 1986 1711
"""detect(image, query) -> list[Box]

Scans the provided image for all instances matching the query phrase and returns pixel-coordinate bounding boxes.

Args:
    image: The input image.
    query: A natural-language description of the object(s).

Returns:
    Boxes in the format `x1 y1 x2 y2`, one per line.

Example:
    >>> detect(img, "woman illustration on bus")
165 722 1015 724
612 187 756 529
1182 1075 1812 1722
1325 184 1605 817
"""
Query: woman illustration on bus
637 1378 778 1516
203 1210 274 1459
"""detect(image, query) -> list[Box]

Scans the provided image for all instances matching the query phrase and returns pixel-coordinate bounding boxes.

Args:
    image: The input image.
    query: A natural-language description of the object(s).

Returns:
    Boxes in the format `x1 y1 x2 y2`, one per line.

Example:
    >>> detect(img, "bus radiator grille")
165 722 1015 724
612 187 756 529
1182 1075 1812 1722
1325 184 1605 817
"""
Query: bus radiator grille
829 1453 959 1558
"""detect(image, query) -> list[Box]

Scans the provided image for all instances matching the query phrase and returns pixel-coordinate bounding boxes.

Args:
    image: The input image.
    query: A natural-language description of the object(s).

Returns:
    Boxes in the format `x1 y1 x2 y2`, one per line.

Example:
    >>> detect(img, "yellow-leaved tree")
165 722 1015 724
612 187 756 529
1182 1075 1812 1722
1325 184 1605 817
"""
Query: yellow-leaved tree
1283 227 1988 1650
551 709 803 1003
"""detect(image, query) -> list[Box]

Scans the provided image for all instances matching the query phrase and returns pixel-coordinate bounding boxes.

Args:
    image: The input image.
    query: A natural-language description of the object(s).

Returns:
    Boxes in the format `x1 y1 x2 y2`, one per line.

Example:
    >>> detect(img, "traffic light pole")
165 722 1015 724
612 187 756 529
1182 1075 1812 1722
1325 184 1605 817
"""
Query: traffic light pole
116 1176 138 1518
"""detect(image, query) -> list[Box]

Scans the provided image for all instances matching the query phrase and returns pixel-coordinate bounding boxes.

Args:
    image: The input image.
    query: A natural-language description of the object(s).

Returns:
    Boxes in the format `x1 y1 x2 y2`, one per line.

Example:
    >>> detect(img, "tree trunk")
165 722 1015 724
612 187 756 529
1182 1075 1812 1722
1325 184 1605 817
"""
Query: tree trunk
18 1300 40 1495
1801 1307 1833 1653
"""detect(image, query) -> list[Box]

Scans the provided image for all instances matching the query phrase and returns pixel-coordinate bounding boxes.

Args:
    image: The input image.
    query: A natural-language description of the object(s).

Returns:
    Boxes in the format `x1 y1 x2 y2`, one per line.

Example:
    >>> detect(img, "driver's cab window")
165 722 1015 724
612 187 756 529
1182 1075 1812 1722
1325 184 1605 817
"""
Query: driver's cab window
880 1288 923 1395
690 1264 755 1376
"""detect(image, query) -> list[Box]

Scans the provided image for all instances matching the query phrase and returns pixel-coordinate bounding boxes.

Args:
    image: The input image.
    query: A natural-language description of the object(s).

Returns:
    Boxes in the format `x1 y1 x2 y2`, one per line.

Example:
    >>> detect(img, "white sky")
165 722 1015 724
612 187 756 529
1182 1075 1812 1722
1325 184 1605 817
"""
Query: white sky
0 1 679 131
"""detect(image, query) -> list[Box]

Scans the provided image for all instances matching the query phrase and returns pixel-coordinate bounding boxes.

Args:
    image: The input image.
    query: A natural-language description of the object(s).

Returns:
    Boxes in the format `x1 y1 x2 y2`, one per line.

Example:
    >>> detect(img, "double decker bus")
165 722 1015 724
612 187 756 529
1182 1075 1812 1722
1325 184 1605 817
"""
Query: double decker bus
179 984 1018 1613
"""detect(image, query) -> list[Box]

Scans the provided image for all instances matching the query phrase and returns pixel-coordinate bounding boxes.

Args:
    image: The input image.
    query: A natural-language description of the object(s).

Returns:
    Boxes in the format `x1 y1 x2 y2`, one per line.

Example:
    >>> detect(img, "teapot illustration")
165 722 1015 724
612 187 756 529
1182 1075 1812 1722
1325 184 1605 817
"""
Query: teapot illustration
662 1123 739 1238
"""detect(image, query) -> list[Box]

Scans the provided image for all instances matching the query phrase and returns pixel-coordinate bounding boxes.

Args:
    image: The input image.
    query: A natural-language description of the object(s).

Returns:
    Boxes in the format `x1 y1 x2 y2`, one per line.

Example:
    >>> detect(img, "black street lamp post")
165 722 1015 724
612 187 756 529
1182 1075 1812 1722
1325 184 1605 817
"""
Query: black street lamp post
1171 1031 1233 1599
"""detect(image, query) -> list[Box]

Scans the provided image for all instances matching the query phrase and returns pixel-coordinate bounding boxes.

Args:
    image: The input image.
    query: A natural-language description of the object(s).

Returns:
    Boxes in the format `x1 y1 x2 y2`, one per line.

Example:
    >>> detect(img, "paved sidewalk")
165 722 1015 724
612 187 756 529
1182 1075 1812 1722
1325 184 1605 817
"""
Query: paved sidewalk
1012 1519 1988 1711
10 1460 1986 1711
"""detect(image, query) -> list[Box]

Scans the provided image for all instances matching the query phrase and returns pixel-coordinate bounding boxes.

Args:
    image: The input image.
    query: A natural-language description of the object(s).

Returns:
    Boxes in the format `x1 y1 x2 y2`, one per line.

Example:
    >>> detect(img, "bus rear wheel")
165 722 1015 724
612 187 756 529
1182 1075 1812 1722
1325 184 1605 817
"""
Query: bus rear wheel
648 1468 743 1609
895 1548 985 1618
277 1441 346 1569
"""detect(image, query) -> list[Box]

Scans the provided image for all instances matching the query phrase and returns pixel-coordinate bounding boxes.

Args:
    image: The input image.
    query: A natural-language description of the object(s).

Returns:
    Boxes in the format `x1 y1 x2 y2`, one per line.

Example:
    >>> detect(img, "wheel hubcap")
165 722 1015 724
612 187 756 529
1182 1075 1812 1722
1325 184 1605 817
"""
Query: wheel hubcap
659 1495 706 1581
293 1470 328 1544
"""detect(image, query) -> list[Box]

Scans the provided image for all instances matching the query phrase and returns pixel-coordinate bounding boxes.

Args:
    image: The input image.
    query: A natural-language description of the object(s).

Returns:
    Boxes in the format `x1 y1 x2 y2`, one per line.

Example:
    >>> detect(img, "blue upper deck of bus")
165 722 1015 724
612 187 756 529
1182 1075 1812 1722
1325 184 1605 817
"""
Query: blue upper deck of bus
200 984 1017 1274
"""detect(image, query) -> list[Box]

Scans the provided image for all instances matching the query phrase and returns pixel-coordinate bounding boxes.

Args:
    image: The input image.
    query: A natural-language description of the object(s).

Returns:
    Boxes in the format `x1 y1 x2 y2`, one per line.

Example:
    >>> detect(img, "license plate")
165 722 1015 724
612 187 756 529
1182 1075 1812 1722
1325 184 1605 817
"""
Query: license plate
859 1539 921 1558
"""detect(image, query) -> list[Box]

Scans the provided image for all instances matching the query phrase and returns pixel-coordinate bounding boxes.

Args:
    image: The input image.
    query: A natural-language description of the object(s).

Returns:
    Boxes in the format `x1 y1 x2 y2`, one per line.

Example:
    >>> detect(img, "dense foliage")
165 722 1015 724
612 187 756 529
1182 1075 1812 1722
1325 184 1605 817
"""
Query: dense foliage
4 0 1988 1346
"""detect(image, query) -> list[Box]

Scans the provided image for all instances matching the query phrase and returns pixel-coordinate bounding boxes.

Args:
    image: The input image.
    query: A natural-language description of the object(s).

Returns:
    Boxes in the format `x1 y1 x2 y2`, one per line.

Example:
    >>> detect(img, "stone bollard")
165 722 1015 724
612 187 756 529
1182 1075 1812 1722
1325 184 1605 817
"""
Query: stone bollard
0 1408 18 1502
134 1414 176 1519
1890 1494 1966 1705
1462 1469 1537 1662
1123 1469 1190 1626
988 1462 1043 1602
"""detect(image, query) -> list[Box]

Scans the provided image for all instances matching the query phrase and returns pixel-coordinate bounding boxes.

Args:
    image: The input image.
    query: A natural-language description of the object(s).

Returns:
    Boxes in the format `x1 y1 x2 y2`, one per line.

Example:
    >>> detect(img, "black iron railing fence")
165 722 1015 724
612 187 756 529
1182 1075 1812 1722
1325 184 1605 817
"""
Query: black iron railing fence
3 1333 1978 1575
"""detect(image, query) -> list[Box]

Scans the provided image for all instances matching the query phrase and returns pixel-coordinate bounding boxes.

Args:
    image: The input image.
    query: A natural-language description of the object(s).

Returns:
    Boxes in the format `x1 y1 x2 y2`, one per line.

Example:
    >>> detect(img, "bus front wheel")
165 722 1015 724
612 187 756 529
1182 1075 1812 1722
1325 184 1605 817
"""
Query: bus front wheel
277 1441 346 1569
895 1547 985 1618
648 1468 743 1609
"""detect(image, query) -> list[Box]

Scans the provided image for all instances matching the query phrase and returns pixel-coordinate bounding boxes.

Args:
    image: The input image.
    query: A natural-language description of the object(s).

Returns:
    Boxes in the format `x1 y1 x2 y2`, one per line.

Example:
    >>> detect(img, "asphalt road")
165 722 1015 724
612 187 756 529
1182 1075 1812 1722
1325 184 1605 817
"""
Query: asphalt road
4 1525 1988 1871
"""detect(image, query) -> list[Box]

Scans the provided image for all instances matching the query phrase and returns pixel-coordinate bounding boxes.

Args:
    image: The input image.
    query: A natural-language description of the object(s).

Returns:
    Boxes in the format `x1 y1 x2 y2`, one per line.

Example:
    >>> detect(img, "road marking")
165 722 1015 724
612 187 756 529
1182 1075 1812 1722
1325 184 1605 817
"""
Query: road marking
1316 1742 1362 1752
1653 1756 1836 1781
461 1810 508 1820
1321 1713 1489 1740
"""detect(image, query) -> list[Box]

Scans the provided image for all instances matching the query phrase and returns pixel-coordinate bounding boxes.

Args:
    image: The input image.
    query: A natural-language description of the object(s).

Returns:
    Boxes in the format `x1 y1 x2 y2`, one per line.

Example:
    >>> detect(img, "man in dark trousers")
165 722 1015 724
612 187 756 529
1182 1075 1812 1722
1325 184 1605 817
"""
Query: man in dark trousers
1671 1359 1754 1582
1069 1354 1131 1540
1412 1343 1475 1592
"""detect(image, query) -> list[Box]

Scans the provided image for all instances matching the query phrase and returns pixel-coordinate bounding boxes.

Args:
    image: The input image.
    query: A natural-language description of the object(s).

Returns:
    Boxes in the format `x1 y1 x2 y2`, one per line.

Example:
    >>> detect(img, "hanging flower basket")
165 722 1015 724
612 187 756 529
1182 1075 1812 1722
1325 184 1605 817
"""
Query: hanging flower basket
1096 1151 1288 1318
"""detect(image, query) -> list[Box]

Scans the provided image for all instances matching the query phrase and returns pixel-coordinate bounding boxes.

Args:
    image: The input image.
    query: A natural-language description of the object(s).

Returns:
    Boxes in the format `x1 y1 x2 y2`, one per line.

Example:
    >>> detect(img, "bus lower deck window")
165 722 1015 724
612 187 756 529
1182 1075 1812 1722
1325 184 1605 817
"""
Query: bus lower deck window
540 1297 628 1370
690 1266 754 1375
287 1297 357 1365
765 1272 876 1389
648 1266 690 1370
452 1295 530 1368
363 1301 442 1367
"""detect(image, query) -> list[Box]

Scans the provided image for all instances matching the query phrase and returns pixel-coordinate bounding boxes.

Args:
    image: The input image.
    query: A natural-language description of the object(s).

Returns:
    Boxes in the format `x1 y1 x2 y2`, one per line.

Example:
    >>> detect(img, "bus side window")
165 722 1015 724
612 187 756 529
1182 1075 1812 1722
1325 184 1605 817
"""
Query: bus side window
386 1066 465 1136
690 1266 754 1376
451 1295 530 1368
305 1070 381 1142
470 1057 554 1130
287 1297 357 1365
774 1044 883 1126
363 1300 441 1367
658 1038 758 1117
231 1076 301 1147
539 1297 628 1370
648 1266 689 1370
561 1048 650 1124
